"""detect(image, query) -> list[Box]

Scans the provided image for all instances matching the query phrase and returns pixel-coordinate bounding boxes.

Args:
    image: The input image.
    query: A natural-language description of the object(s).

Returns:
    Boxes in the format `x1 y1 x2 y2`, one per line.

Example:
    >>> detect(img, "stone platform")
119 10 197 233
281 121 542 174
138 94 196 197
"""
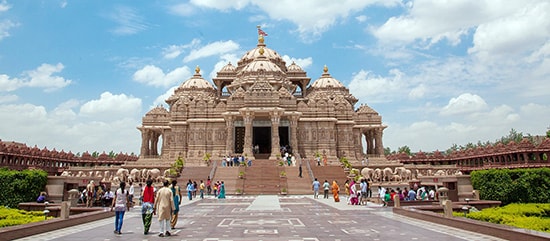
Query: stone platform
15 195 509 241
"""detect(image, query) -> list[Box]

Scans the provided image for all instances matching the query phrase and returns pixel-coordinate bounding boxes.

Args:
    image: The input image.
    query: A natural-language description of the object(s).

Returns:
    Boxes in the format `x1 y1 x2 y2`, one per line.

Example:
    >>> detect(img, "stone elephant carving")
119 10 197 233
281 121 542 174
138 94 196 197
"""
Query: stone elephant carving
116 168 129 182
403 169 412 181
163 169 171 178
361 168 374 181
141 169 149 182
383 167 394 182
102 170 112 182
147 168 161 182
391 174 402 182
434 170 446 176
373 168 382 182
76 171 85 177
94 171 103 178
60 171 71 176
129 168 140 183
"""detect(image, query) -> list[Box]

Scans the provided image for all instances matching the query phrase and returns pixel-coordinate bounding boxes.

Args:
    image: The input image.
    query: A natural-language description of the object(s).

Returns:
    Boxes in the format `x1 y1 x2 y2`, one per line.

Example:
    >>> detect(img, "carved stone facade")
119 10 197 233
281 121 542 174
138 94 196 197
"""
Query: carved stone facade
138 34 386 166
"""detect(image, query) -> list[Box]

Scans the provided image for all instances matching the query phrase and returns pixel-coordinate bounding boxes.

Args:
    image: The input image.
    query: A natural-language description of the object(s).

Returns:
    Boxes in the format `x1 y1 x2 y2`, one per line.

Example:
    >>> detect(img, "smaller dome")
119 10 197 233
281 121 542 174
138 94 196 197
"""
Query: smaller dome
145 105 169 116
287 61 304 72
219 62 236 73
311 65 345 88
180 66 215 90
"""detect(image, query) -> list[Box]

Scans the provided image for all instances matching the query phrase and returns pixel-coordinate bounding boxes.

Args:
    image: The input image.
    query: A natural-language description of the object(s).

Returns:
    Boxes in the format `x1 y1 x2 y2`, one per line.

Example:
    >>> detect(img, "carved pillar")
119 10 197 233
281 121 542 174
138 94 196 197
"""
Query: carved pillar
243 112 254 157
140 129 148 157
151 131 159 156
289 115 300 158
270 111 281 160
374 127 384 156
224 116 235 155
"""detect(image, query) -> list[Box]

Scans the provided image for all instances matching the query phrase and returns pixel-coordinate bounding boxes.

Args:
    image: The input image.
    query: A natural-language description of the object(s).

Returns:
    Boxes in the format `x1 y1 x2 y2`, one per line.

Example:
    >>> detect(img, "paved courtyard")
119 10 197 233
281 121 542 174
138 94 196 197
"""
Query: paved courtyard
17 195 506 241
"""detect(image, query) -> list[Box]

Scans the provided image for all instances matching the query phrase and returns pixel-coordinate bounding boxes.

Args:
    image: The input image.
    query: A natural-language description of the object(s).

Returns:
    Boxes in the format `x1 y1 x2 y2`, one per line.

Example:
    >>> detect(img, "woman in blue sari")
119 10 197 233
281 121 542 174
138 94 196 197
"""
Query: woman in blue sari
218 181 226 199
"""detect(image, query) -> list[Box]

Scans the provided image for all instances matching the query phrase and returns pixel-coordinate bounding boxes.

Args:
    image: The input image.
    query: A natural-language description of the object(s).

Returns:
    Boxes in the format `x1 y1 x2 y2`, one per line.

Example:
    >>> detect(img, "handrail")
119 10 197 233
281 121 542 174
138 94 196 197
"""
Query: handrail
305 159 314 180
209 160 217 180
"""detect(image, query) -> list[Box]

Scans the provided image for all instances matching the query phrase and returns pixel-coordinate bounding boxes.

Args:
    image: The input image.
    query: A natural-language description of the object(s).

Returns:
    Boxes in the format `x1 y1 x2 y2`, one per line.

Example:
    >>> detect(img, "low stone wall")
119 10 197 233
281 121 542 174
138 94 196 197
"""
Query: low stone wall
0 209 114 240
393 207 550 241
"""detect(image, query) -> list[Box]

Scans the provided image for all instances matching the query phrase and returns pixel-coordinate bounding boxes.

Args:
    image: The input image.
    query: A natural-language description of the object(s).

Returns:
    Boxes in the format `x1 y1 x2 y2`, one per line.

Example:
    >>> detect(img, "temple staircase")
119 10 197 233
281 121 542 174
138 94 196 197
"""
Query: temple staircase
242 159 284 194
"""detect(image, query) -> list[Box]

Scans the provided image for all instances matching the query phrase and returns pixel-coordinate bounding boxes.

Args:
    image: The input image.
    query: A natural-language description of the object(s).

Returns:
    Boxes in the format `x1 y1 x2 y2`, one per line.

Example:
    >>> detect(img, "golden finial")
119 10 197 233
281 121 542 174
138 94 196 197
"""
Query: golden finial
195 65 200 74
259 47 265 55
323 65 328 73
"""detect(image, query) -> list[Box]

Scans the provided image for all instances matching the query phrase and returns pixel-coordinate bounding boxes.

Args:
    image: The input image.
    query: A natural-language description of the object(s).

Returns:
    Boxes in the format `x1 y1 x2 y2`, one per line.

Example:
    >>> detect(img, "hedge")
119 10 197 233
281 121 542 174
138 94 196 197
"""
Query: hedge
0 206 51 228
465 203 550 233
470 168 550 205
0 168 48 208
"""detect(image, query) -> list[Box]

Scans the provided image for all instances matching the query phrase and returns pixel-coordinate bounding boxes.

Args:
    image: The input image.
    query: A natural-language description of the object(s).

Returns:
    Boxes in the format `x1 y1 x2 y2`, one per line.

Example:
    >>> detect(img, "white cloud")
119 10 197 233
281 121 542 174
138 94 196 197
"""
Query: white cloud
0 63 71 92
133 65 191 88
80 92 142 121
25 63 72 92
0 94 17 103
468 2 550 62
356 15 368 23
162 39 201 59
348 69 407 103
183 40 240 63
187 0 400 39
168 3 196 16
370 0 526 47
440 93 488 116
0 20 18 41
0 0 11 12
282 55 313 70
408 84 426 99
108 6 149 35
60 0 67 8
154 86 177 107
0 101 141 153
189 0 251 11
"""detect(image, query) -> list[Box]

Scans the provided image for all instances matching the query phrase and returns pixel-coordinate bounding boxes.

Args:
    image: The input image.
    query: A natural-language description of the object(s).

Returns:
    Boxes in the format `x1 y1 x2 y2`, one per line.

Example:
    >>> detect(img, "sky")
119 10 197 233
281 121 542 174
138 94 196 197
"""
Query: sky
0 0 549 156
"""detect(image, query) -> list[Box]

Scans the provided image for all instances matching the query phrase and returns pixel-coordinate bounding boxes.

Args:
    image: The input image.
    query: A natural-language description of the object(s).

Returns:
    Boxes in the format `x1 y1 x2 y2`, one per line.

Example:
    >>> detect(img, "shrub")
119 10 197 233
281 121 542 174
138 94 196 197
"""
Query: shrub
0 168 48 208
465 203 550 233
471 168 550 205
0 206 51 228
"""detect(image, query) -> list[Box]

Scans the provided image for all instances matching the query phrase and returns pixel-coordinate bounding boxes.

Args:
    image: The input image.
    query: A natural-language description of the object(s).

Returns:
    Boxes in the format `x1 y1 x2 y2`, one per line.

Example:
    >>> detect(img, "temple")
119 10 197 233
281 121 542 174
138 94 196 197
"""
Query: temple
137 30 386 166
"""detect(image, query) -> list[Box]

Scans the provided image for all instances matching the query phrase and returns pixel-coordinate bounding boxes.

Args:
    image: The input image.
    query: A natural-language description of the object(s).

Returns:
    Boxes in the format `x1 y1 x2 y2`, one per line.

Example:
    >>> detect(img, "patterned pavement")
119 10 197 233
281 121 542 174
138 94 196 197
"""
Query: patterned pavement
16 195 507 241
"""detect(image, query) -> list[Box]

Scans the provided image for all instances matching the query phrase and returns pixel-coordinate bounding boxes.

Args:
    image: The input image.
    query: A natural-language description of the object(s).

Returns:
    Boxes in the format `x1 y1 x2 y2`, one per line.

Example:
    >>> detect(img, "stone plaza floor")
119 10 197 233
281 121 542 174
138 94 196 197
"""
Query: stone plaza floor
16 195 507 241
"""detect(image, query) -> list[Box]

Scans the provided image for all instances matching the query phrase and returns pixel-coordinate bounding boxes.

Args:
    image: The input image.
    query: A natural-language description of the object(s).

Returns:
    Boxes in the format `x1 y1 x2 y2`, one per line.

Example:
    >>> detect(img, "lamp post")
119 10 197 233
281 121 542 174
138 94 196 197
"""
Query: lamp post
461 205 469 217
43 201 50 220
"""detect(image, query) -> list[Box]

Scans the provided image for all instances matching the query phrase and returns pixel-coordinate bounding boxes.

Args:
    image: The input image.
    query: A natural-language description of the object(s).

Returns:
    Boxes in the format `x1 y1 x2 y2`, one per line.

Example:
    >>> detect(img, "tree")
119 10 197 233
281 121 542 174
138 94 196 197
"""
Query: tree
397 146 411 156
384 147 392 156
546 129 550 138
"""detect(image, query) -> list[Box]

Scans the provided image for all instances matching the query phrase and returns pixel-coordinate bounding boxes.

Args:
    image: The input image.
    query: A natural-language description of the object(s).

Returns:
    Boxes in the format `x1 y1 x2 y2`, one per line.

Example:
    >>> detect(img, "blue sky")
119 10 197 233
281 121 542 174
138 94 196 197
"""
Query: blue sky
0 0 549 155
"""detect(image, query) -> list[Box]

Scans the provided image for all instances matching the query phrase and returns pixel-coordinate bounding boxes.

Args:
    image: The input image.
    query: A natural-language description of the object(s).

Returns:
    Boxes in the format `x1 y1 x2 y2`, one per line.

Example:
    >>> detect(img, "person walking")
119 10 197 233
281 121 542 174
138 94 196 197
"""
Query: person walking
199 180 205 199
186 180 194 200
141 179 155 235
170 180 182 229
127 181 134 211
298 164 303 178
312 178 320 199
323 180 330 199
111 182 128 235
154 180 175 237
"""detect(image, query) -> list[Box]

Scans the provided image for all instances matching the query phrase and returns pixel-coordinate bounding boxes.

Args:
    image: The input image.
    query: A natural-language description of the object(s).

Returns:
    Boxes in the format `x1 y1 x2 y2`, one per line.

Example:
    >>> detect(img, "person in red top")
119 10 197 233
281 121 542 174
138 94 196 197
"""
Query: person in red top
141 179 155 234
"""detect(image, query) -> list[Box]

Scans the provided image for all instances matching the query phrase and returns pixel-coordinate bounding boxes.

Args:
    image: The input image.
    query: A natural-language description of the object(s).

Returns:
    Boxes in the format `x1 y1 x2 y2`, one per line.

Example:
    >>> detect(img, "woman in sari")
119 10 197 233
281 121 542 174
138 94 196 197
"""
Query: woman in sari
141 179 154 235
332 180 340 202
218 181 226 199
349 180 358 205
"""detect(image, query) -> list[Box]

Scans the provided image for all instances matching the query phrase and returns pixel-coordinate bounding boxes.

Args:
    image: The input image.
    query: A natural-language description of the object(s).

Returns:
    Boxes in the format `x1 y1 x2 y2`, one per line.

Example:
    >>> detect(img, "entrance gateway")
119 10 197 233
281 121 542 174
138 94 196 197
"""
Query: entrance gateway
234 119 290 154
137 28 387 165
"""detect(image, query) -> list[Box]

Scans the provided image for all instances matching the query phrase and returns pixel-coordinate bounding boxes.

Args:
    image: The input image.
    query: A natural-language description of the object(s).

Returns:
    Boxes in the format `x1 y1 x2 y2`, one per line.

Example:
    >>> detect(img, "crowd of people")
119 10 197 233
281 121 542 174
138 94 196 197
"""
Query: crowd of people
95 176 227 237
